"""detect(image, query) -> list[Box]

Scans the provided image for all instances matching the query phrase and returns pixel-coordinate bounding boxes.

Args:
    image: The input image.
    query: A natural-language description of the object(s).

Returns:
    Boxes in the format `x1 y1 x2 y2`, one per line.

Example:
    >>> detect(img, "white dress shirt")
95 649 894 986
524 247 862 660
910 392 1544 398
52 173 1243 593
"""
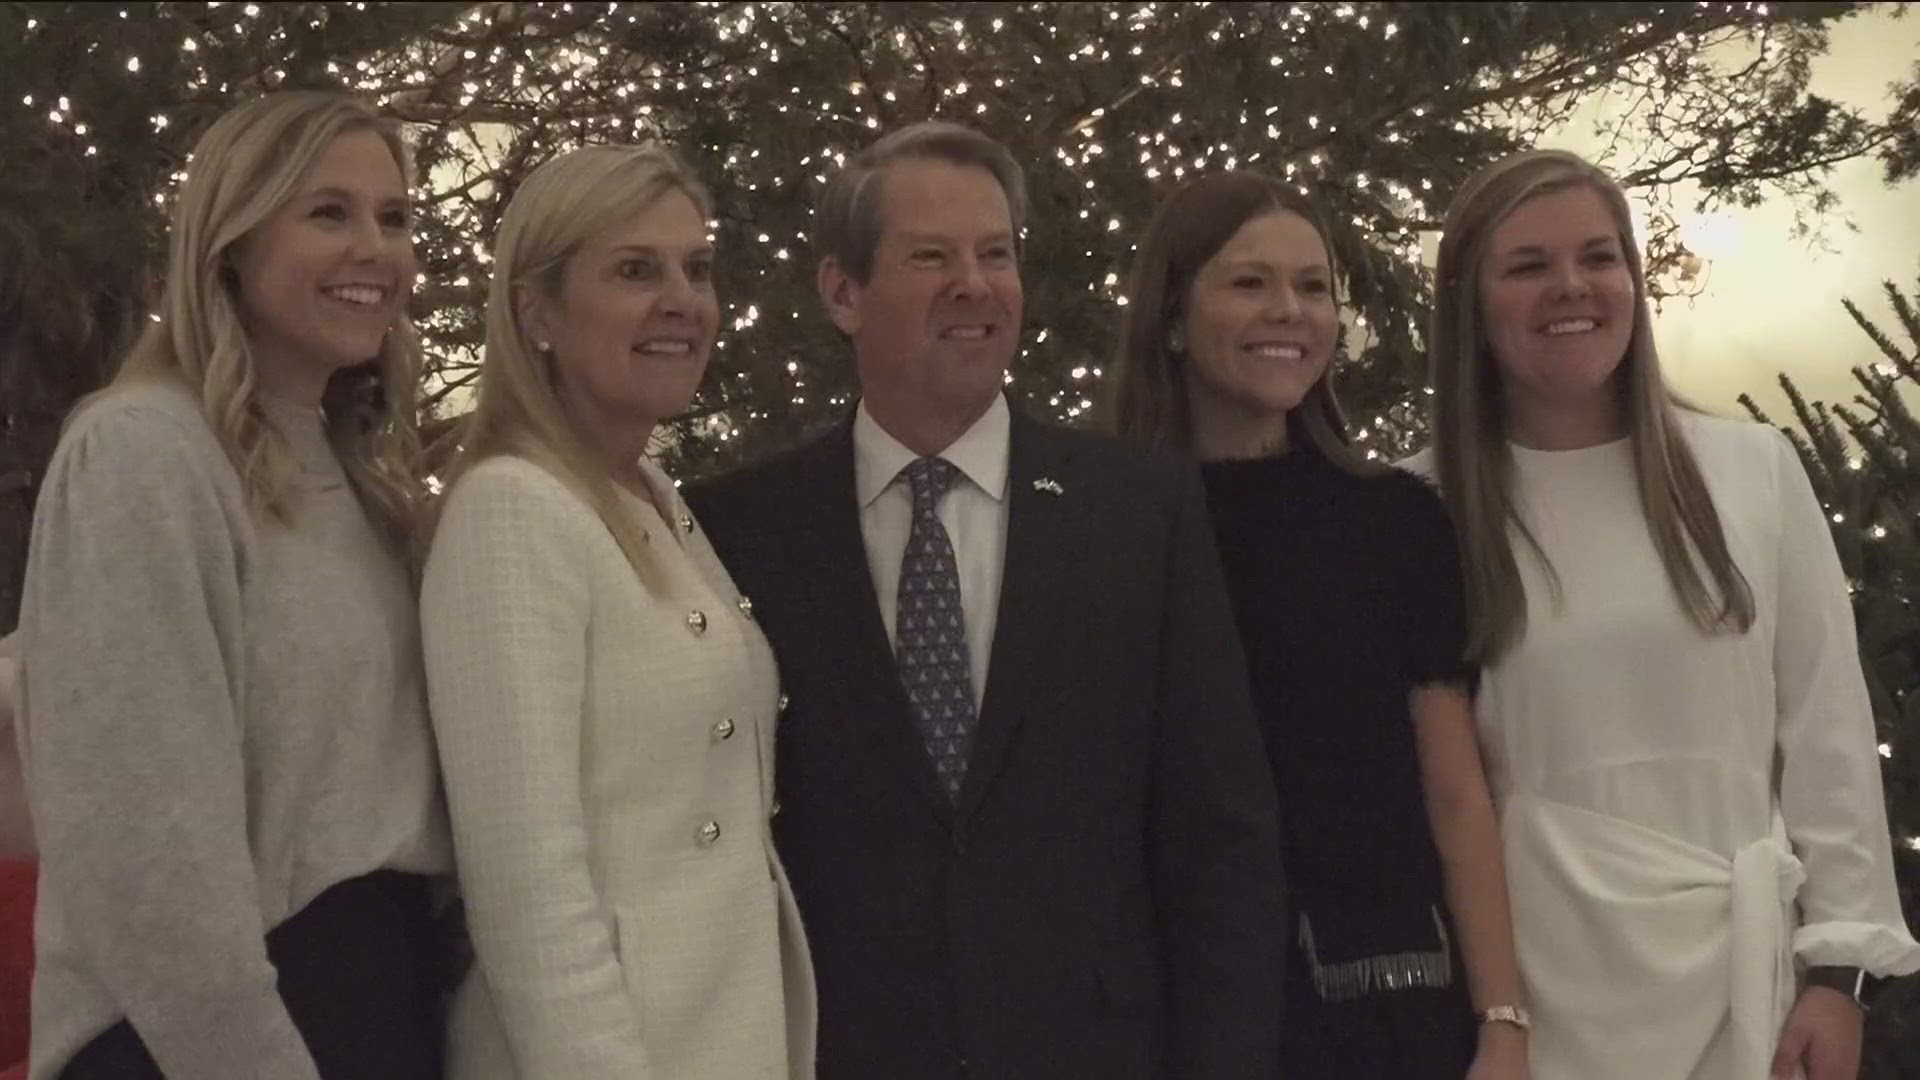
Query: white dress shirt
853 395 1011 706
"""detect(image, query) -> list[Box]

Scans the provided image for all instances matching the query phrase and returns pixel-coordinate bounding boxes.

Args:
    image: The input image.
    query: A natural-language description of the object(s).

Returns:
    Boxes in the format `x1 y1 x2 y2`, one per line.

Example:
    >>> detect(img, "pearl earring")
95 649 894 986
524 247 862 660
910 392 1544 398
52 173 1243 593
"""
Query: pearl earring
535 339 551 353
1167 328 1186 353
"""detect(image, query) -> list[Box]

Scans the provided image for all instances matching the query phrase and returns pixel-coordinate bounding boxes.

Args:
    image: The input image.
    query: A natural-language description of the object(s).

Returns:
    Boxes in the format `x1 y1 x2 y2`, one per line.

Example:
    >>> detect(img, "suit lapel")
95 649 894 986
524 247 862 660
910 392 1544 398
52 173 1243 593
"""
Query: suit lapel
958 411 1081 823
791 420 957 824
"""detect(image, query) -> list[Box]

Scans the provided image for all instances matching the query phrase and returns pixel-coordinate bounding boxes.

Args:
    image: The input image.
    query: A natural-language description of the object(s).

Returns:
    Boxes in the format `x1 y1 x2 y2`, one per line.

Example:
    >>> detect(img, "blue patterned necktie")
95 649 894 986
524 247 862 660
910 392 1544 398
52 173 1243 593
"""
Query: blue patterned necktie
895 457 978 800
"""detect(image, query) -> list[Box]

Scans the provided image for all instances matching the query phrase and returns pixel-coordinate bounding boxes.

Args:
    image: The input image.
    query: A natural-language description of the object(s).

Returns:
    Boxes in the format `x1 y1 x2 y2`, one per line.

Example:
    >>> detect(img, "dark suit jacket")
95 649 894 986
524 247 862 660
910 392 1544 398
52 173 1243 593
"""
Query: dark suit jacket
689 404 1285 1080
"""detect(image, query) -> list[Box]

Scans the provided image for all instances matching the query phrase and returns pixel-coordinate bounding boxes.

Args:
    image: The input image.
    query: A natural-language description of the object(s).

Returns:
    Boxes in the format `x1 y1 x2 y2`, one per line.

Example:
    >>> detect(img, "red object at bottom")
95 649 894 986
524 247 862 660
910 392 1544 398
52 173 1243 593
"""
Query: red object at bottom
0 858 35 1073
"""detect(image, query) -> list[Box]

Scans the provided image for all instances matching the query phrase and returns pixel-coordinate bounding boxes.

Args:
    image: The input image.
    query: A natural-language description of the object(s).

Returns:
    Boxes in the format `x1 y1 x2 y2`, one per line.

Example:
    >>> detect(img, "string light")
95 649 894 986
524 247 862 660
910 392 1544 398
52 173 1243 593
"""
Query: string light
4 0 1902 493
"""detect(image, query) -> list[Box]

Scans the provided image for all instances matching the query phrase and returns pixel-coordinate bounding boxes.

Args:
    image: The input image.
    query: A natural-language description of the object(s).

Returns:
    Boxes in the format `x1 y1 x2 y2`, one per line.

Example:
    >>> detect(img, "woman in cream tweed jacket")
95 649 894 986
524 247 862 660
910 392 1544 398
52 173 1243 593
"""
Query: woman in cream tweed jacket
421 143 814 1079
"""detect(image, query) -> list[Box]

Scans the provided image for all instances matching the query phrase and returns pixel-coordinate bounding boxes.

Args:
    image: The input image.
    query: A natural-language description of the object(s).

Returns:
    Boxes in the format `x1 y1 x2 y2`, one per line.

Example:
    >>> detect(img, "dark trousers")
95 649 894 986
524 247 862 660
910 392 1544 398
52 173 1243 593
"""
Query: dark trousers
60 869 448 1080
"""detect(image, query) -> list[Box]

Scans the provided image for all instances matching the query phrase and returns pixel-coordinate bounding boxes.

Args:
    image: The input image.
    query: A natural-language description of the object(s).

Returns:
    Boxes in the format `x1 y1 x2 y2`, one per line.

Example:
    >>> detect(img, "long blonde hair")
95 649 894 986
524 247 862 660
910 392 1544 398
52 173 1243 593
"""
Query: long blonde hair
434 144 712 593
109 90 425 545
1427 148 1754 663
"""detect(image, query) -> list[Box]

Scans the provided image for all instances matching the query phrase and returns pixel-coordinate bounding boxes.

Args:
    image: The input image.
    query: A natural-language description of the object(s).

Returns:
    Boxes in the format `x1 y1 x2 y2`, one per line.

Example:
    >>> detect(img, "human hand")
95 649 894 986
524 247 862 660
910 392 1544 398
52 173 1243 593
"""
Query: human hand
1770 985 1864 1080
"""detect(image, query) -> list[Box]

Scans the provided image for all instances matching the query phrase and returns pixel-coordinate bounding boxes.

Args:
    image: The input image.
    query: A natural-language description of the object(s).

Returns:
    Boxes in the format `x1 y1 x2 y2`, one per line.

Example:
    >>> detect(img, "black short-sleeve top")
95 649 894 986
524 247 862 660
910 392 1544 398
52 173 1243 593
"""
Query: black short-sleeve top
1200 439 1472 960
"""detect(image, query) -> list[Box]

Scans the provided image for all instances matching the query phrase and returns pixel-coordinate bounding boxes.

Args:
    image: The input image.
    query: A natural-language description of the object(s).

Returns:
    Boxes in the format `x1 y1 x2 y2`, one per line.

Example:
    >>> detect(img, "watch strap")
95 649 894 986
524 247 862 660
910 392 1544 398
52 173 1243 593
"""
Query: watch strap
1804 965 1871 1010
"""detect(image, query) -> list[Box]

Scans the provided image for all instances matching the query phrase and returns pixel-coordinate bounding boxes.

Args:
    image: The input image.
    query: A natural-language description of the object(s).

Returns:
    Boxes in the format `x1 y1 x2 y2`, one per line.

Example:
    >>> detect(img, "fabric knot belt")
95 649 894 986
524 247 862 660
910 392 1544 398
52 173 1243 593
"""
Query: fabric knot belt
1728 822 1804 1080
1503 796 1805 1079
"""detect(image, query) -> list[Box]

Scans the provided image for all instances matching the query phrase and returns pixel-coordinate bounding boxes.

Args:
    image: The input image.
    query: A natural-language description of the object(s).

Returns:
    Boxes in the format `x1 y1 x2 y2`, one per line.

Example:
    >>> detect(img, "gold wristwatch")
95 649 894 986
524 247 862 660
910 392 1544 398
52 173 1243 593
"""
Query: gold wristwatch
1480 1004 1532 1031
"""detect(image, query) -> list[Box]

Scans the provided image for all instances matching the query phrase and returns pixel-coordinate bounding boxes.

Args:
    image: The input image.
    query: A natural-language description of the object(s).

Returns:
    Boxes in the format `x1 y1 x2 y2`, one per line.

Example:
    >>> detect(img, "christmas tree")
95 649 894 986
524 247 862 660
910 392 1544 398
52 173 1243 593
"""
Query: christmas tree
7 3 1918 473
1742 279 1920 1078
3 3 1920 1071
9 2 1918 622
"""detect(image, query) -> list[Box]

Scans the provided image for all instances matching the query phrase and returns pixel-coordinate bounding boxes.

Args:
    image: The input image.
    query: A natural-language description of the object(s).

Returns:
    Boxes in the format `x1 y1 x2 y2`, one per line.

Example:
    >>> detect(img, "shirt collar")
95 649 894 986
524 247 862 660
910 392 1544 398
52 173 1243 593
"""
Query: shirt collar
853 393 1011 509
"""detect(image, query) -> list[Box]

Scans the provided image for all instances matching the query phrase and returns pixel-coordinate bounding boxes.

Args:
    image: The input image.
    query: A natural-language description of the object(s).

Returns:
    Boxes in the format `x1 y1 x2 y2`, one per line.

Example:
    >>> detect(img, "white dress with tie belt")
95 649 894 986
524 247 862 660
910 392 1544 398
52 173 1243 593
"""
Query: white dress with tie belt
1410 412 1918 1079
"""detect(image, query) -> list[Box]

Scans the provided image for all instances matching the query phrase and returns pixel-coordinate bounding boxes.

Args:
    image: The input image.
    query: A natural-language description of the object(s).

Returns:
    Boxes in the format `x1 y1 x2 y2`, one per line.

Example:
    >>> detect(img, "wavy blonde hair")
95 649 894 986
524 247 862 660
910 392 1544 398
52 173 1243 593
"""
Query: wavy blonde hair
1427 148 1754 663
434 144 712 594
110 90 425 545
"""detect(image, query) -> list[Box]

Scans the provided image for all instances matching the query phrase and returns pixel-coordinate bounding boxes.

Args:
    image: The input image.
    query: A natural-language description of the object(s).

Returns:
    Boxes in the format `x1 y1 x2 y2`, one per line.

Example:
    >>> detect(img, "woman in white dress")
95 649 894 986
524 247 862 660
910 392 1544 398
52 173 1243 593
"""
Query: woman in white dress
422 144 815 1078
1405 148 1919 1080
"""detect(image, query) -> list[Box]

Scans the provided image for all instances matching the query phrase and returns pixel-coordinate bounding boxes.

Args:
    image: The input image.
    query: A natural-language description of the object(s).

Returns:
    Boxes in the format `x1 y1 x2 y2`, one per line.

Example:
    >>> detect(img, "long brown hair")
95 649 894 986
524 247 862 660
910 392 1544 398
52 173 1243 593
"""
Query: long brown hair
1103 171 1373 473
1427 148 1754 663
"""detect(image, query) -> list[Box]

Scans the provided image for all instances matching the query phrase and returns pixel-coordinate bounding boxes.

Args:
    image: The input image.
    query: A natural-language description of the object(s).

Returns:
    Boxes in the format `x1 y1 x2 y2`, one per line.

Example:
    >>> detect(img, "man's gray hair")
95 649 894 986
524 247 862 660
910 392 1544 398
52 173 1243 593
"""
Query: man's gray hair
814 121 1028 282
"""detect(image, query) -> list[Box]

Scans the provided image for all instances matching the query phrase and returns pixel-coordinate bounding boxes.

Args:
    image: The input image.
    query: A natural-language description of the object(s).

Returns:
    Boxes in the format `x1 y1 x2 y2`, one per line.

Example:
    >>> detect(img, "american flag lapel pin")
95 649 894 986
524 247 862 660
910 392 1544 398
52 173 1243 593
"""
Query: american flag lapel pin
1032 477 1064 496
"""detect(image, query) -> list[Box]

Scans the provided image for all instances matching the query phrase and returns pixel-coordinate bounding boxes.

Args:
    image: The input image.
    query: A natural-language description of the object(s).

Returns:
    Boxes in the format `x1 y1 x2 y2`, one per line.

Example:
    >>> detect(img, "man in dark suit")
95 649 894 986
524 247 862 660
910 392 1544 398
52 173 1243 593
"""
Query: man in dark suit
690 121 1284 1080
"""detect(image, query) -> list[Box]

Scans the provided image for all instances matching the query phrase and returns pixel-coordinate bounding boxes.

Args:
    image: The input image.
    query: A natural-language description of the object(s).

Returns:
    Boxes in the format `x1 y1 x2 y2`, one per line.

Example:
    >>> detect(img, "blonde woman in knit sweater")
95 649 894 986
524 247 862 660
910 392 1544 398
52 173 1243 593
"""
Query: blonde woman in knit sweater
17 92 453 1080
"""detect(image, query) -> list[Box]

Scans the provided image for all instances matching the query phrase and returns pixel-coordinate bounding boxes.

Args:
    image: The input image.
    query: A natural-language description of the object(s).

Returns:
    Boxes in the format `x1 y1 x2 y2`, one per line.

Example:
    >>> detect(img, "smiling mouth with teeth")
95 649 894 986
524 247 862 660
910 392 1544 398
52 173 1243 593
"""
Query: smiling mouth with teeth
1246 343 1306 360
634 340 696 355
323 286 387 307
1543 318 1599 336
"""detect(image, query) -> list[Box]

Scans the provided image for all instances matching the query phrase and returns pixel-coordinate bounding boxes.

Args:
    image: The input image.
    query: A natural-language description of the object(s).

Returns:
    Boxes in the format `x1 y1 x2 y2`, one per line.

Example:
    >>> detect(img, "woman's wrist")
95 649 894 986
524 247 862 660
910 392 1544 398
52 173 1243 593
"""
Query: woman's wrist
1478 1021 1529 1053
1477 1003 1532 1039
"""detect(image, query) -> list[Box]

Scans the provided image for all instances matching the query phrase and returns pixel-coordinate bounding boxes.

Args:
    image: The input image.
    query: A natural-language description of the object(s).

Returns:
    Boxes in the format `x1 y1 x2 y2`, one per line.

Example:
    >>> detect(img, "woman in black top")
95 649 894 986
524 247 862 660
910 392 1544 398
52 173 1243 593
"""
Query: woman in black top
1104 172 1528 1080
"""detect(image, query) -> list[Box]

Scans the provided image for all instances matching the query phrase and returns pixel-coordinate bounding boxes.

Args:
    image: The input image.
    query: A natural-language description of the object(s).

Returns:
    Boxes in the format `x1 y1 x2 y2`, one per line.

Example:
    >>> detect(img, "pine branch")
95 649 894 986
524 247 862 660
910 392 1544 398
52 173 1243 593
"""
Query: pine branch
1889 279 1920 363
1845 297 1915 369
